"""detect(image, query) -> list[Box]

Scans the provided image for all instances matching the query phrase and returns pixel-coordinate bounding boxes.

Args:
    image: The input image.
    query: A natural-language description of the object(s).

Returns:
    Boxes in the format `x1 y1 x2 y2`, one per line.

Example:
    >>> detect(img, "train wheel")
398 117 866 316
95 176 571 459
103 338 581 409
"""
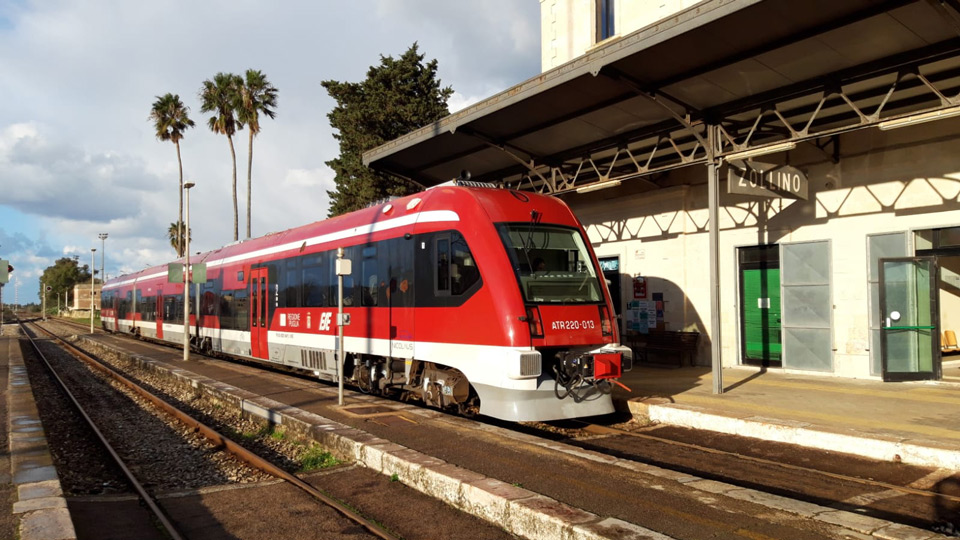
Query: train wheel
457 390 480 418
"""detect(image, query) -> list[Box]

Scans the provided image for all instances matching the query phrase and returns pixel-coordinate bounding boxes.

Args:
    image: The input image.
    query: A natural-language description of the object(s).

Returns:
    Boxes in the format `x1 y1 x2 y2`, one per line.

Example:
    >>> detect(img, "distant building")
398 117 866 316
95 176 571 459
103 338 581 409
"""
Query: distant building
72 283 101 312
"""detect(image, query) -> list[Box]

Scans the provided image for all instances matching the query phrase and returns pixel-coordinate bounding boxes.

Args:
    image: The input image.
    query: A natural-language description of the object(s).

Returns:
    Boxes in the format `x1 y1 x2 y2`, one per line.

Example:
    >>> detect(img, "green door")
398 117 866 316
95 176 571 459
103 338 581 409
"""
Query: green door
880 257 940 381
742 267 782 366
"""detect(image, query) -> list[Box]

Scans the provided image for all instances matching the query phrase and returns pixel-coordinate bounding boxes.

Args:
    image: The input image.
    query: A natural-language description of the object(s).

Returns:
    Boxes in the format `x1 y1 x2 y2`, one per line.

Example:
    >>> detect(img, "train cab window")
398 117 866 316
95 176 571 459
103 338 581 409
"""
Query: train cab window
497 223 603 304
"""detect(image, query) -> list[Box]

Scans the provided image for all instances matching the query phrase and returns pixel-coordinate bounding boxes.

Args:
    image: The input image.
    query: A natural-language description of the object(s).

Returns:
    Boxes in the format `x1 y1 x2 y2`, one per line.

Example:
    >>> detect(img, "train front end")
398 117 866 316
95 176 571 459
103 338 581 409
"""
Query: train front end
464 188 631 422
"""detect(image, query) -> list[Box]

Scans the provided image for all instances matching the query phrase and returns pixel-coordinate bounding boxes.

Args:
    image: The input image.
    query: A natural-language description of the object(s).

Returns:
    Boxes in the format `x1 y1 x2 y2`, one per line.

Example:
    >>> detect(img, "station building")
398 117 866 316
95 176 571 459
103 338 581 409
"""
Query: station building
364 0 960 386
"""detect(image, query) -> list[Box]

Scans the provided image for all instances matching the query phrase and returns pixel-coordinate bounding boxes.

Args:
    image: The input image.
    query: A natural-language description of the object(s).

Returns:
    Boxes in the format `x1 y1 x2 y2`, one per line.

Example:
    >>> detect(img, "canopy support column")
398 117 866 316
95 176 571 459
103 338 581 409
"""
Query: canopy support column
707 124 724 394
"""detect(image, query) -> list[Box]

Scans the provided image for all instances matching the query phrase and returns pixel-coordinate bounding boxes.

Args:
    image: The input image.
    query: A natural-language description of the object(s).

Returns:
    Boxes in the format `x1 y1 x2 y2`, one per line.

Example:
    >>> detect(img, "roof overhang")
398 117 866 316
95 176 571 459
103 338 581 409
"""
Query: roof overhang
363 0 960 195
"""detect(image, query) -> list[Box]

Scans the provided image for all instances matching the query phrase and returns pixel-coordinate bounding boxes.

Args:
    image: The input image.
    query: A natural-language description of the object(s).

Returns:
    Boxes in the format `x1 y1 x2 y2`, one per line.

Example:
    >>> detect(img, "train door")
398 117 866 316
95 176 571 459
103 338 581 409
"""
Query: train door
156 287 164 339
384 239 415 360
250 267 269 359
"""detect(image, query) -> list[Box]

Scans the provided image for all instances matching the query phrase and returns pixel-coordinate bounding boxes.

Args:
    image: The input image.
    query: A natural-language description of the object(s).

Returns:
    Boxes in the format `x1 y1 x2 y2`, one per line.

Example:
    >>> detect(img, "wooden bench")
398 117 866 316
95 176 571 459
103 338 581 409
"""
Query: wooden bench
627 330 700 367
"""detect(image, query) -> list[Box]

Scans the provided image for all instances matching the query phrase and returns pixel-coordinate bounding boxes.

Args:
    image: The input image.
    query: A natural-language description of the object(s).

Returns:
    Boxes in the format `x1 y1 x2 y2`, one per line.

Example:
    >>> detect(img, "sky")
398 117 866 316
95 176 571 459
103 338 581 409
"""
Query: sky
0 0 541 305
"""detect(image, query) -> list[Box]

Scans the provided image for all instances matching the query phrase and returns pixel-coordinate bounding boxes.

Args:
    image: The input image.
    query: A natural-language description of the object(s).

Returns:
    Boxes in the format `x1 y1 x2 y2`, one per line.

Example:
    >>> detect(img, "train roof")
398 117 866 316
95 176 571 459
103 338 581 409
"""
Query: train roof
104 186 576 290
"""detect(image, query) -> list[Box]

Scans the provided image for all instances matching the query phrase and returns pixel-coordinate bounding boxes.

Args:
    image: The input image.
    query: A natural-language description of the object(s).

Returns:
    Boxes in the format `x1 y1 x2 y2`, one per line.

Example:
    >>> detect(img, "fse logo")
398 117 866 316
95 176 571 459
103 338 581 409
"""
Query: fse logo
318 312 333 331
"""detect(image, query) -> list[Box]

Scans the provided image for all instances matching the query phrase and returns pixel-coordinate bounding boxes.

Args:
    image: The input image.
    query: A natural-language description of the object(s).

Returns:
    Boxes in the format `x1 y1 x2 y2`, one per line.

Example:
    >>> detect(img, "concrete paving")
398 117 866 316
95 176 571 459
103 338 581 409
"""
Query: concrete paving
614 359 960 471
3 334 78 540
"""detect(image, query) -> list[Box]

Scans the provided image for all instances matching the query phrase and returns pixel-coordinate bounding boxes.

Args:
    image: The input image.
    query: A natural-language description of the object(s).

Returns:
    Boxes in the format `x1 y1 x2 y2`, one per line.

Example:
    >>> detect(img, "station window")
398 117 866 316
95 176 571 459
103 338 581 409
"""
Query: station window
597 0 615 42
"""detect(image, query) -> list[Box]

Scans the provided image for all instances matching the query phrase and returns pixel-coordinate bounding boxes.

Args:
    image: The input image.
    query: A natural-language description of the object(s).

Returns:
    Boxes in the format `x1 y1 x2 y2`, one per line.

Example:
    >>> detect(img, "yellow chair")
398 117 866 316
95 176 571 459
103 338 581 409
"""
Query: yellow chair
943 330 958 353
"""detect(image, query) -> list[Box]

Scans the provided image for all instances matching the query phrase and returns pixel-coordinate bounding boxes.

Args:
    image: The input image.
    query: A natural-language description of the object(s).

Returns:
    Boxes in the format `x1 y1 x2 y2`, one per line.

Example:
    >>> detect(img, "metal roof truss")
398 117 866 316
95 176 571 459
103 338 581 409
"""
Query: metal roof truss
499 39 960 195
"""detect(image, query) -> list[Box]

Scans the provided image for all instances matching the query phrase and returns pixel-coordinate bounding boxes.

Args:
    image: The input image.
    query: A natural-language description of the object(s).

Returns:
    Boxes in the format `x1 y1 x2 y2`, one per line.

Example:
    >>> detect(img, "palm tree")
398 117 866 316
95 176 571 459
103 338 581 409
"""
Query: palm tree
200 73 244 242
150 93 194 257
167 222 191 256
237 69 278 239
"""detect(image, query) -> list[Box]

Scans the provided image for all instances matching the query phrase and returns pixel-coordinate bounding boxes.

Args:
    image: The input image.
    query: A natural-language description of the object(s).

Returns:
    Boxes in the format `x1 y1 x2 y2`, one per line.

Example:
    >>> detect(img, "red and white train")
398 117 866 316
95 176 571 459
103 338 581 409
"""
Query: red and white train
101 184 631 421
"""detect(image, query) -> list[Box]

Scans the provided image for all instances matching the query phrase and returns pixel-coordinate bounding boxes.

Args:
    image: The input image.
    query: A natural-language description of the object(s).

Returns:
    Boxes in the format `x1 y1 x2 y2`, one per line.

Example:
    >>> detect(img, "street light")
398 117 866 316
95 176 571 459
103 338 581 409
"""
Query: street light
90 248 96 334
99 233 108 282
183 181 195 361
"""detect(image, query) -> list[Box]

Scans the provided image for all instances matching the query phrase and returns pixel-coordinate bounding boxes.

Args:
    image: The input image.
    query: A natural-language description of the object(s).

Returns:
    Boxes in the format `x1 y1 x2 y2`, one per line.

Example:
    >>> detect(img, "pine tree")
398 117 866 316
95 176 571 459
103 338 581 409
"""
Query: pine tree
38 258 91 305
323 43 453 216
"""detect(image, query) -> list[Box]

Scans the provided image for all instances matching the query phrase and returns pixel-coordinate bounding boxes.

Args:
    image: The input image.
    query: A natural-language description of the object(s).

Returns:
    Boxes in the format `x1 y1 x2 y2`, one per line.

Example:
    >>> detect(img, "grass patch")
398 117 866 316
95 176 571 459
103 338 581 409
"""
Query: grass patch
390 473 399 482
300 444 339 471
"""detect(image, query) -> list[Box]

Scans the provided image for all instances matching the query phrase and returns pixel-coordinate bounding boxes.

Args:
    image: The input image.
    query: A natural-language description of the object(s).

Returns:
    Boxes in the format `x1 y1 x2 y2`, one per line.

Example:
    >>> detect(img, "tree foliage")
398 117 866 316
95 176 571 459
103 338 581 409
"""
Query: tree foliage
200 72 244 241
149 93 194 257
168 221 191 256
323 43 453 217
237 69 278 239
38 257 92 304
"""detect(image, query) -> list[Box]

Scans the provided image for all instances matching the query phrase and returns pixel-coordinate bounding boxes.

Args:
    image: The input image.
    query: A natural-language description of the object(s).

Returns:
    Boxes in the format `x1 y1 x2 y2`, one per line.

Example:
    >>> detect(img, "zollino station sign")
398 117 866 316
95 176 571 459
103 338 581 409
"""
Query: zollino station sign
727 160 808 200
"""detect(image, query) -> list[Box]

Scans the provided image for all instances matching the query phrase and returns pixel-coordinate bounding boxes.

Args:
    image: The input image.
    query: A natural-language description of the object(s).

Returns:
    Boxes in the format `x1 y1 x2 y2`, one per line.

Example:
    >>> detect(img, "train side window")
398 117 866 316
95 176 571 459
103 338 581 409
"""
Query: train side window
451 233 479 295
343 246 356 306
220 290 248 330
302 253 328 307
383 237 413 307
281 257 300 308
436 237 450 294
361 245 378 306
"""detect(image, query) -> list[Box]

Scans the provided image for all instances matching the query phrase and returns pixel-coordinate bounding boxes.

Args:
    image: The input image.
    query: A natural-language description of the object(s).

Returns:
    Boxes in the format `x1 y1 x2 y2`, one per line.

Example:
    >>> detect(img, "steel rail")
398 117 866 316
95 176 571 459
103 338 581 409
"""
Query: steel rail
575 421 960 504
18 318 186 540
30 319 398 540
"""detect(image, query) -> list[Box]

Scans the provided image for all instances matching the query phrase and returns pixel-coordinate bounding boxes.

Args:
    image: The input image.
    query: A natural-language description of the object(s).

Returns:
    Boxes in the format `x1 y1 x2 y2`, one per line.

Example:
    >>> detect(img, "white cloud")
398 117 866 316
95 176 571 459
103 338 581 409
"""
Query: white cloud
0 0 541 302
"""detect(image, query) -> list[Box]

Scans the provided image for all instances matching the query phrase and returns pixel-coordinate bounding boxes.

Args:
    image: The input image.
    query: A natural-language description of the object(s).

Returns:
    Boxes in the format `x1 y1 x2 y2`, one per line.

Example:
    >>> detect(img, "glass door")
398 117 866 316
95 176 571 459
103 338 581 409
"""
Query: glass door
879 257 940 381
739 245 781 367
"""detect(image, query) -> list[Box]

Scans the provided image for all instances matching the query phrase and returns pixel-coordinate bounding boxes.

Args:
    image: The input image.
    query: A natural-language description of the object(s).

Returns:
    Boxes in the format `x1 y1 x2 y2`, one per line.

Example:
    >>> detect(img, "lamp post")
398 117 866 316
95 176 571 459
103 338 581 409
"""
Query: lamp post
90 248 96 333
99 233 108 283
183 182 195 361
335 247 352 406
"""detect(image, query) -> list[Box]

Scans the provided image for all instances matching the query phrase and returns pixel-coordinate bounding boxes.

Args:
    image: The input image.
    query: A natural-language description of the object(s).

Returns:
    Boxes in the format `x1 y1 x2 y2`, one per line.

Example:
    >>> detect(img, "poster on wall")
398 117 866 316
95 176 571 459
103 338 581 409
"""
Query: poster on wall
626 300 657 333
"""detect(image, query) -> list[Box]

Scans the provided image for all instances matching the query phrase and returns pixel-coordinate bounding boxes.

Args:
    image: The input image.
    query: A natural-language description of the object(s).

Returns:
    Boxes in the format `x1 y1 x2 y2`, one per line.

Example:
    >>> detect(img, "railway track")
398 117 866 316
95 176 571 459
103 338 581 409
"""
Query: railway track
572 420 960 505
48 315 960 535
20 318 399 540
545 419 960 535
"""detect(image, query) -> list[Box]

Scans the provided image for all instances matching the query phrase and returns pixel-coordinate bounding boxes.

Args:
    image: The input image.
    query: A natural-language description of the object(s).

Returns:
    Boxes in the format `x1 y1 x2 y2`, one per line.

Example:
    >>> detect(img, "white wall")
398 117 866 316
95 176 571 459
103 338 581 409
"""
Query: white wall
540 0 706 71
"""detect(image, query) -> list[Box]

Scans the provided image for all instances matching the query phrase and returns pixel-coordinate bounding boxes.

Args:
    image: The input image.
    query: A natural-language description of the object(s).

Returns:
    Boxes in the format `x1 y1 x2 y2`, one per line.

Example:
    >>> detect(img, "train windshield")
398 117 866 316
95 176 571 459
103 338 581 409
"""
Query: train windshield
497 224 604 304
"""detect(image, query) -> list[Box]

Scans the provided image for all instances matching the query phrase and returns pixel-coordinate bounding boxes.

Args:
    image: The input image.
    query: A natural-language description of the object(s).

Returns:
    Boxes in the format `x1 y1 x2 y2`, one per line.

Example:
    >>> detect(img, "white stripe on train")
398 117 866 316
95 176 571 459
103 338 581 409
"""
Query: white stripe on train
103 210 460 291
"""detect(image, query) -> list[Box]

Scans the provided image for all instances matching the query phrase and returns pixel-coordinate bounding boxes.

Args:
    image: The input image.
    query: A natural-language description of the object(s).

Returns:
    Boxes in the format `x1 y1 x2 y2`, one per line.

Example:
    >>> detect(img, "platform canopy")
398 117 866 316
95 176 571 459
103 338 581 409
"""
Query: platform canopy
363 0 960 195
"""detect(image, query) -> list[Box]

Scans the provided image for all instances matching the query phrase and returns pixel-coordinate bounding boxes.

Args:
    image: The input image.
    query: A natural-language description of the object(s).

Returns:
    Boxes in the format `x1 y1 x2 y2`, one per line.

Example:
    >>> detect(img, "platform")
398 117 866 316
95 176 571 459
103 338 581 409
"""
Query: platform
614 360 960 470
2 332 78 540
